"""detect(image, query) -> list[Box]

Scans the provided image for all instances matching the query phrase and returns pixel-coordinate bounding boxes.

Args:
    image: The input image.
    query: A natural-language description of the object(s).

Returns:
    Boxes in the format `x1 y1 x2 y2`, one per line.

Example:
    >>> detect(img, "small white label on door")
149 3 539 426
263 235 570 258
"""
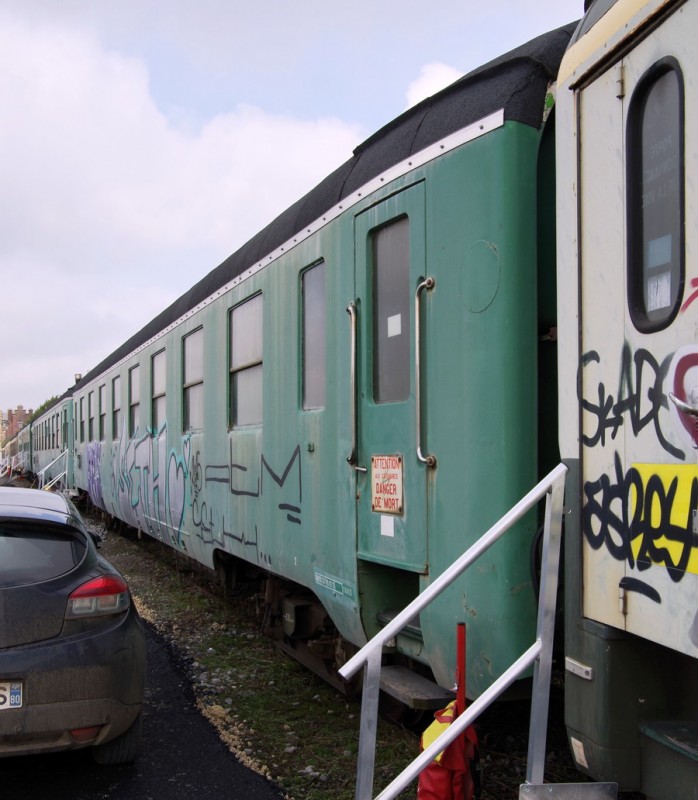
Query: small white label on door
380 515 395 538
387 314 402 338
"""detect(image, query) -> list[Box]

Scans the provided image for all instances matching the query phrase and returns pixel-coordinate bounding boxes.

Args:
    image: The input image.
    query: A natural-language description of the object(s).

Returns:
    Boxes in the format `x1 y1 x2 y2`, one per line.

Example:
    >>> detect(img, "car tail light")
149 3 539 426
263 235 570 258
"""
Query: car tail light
70 725 102 743
66 575 130 619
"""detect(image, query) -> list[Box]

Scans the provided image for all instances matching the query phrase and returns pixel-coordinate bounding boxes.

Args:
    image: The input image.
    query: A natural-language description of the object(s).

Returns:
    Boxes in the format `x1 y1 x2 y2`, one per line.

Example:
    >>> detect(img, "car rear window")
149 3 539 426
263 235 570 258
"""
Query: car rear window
0 523 87 588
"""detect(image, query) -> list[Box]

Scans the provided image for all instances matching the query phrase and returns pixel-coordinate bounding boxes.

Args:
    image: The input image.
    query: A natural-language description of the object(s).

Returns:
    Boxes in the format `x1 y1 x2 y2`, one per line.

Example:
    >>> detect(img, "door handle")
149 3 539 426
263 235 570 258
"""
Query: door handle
346 302 366 472
415 277 437 468
669 392 698 417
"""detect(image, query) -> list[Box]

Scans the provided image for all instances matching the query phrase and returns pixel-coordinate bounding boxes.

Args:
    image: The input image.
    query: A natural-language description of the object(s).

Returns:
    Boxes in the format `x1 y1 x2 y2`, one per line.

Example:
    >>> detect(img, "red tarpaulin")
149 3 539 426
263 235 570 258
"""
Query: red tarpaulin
418 624 479 799
417 700 479 800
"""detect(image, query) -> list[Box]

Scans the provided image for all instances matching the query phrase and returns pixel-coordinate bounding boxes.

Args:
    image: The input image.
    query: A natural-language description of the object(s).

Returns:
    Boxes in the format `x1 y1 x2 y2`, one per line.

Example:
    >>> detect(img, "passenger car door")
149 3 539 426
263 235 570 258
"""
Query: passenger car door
352 184 429 573
578 2 698 655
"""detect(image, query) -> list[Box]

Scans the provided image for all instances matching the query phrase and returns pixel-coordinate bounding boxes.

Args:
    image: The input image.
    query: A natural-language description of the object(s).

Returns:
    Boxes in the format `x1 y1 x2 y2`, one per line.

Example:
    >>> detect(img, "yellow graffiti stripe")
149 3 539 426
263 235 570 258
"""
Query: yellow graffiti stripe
631 463 698 576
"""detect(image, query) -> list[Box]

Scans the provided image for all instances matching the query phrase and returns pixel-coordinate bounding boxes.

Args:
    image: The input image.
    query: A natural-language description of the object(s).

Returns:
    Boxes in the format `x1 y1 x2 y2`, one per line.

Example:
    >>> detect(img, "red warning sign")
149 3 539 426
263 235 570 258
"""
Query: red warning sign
371 455 403 514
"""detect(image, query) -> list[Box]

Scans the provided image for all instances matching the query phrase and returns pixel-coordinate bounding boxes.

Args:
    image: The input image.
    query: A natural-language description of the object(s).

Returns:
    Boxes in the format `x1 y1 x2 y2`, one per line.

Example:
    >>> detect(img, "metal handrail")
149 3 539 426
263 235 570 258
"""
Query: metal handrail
415 277 436 467
339 462 568 800
37 449 69 491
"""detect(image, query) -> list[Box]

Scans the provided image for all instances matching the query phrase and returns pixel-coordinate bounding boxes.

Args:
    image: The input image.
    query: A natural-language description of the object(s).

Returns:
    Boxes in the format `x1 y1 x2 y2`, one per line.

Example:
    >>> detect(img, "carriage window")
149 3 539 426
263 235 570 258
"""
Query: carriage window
112 376 121 439
183 329 204 431
79 398 85 443
88 391 95 442
152 349 166 431
373 217 410 402
129 365 140 437
230 295 263 427
98 384 106 441
627 61 684 331
302 262 326 410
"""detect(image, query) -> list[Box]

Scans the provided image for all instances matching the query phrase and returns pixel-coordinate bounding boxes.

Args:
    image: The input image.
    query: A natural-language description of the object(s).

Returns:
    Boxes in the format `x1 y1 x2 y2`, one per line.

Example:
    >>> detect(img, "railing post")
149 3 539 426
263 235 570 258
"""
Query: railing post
525 472 566 785
355 648 382 800
340 464 568 800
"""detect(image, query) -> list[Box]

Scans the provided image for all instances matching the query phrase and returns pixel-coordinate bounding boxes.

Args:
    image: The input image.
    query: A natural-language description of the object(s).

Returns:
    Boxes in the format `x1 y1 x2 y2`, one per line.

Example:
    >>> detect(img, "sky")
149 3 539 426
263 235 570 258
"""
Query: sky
0 0 583 415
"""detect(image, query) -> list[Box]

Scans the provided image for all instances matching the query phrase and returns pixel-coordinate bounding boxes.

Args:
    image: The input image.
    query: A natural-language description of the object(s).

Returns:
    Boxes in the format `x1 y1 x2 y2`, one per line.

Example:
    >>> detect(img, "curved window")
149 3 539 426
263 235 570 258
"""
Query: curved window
627 59 684 332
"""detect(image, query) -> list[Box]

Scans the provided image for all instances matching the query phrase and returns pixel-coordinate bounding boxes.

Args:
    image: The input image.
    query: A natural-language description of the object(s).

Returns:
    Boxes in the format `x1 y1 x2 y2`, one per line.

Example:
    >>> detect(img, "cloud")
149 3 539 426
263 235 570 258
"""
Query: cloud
405 63 465 109
0 11 364 410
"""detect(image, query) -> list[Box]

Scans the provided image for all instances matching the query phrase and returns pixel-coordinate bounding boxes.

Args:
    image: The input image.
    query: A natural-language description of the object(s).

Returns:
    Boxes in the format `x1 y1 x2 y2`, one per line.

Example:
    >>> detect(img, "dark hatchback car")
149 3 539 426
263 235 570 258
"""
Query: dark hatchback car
0 487 146 763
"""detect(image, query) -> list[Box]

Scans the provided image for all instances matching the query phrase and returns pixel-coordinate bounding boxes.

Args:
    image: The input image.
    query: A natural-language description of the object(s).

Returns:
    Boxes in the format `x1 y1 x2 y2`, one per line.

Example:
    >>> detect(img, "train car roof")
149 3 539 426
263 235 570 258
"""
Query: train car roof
73 21 577 397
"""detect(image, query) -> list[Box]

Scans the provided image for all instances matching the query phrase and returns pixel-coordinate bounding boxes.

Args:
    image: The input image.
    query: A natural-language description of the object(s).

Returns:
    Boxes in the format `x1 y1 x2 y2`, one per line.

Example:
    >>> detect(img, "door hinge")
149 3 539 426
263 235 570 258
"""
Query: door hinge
619 585 628 616
616 64 625 99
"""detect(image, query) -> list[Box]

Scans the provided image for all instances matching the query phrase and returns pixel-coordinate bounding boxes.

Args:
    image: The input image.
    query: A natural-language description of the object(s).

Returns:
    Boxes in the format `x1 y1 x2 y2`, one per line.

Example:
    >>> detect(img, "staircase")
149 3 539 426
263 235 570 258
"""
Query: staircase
339 464 619 800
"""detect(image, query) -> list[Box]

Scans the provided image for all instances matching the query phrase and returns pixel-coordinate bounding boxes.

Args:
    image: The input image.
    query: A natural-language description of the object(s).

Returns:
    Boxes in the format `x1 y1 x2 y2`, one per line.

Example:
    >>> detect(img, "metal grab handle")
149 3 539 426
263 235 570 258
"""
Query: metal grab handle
669 392 698 417
347 303 357 465
415 277 436 468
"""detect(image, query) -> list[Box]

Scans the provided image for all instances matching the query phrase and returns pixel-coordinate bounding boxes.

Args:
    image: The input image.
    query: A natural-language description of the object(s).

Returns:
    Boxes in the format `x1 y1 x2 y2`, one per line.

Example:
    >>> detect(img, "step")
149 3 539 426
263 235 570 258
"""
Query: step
379 665 454 710
519 784 617 799
376 609 423 641
639 721 698 800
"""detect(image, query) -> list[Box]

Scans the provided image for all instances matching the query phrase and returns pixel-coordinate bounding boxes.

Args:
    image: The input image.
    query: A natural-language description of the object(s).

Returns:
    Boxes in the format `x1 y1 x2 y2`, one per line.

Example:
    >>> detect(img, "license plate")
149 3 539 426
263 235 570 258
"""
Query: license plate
0 681 22 710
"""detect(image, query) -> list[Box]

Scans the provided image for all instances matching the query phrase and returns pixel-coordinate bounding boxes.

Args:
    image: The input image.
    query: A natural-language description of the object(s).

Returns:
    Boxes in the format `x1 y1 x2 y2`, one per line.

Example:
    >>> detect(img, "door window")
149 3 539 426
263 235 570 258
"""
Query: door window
373 217 410 403
627 60 684 331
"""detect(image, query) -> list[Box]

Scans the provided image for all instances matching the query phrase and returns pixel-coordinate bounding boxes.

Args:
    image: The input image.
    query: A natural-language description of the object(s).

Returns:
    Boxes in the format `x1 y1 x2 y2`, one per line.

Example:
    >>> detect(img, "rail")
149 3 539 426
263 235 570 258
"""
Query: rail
338 463 568 800
3 452 26 475
37 449 69 491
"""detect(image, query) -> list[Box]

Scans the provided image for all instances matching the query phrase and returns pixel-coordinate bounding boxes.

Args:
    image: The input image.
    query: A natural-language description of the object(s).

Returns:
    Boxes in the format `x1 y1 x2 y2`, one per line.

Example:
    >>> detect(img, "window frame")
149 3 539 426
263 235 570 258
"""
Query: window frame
229 294 263 428
626 57 685 333
98 384 106 441
301 261 327 411
88 390 95 442
371 216 411 403
112 375 121 439
183 328 204 432
151 349 167 431
128 365 140 438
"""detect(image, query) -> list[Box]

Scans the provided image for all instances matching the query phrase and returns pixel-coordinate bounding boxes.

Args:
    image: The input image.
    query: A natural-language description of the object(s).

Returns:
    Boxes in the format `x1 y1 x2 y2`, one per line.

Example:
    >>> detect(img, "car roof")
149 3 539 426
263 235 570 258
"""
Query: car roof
0 487 77 527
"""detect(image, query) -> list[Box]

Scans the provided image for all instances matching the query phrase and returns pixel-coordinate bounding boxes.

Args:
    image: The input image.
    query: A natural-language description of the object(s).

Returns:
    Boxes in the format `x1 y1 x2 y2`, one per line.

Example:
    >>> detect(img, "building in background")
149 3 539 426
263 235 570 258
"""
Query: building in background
1 406 33 445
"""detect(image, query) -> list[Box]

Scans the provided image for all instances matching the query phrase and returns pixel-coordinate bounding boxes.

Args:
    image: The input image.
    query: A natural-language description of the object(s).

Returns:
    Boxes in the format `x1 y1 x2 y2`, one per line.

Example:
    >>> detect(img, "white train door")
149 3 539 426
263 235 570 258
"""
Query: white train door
578 1 698 655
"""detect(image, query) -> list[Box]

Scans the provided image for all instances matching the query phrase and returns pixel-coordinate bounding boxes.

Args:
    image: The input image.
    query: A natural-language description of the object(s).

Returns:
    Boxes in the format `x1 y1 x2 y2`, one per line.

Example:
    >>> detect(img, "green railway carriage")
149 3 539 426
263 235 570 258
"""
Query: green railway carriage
24 395 73 489
65 22 575 703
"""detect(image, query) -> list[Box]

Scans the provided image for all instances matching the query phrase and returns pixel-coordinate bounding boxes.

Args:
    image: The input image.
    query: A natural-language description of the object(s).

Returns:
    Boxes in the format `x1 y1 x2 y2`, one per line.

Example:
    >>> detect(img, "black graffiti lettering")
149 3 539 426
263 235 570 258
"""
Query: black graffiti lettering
230 463 260 497
261 445 302 502
583 453 698 596
205 465 230 484
583 452 641 563
619 577 661 603
581 345 684 460
192 497 213 533
99 423 302 565
581 351 621 447
635 473 698 582
221 518 259 549
280 503 302 525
